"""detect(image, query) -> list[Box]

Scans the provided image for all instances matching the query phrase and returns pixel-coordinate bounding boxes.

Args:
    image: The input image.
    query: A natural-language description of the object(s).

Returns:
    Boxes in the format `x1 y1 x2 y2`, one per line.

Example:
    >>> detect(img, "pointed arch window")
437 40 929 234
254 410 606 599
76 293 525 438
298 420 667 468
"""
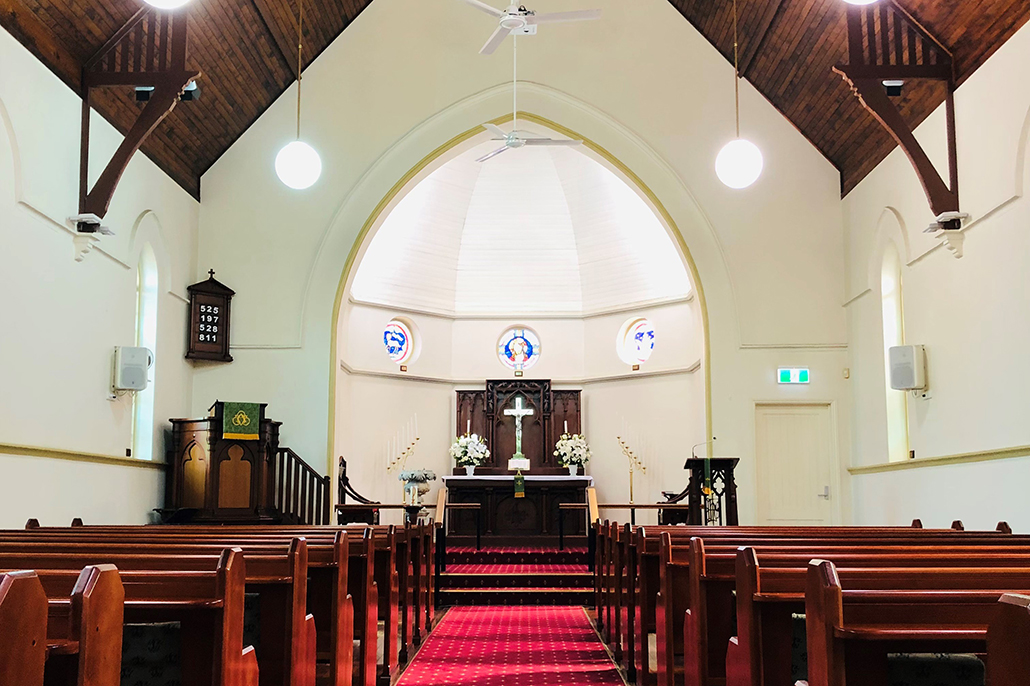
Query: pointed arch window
881 242 909 462
132 245 159 461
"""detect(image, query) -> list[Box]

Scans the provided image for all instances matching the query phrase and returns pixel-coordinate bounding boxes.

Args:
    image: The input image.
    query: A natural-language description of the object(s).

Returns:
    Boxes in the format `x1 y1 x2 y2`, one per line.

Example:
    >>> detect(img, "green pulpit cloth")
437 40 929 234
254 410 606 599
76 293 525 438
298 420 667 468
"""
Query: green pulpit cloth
223 402 260 440
514 471 525 499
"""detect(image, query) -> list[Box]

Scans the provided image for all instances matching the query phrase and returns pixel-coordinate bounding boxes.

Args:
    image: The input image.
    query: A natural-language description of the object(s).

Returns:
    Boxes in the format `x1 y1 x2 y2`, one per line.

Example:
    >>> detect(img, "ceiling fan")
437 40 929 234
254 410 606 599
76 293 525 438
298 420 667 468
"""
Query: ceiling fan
458 1 601 55
473 9 586 162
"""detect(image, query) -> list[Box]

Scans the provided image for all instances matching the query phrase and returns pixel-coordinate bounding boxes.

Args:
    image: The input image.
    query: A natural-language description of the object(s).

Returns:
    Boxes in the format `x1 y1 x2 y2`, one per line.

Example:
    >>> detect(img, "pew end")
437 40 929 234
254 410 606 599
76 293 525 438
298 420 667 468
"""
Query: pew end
987 593 1030 683
0 570 48 686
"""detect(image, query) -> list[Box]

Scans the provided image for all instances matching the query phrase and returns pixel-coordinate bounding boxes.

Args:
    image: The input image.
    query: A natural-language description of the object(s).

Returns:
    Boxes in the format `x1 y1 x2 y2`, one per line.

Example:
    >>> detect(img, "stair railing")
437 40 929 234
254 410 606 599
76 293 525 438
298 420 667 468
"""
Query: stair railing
274 447 331 524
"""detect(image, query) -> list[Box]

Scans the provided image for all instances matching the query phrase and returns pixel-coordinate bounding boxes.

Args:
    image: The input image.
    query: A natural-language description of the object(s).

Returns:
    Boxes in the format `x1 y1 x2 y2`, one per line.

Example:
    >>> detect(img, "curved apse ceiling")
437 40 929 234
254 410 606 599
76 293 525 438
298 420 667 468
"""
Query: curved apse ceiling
350 137 693 317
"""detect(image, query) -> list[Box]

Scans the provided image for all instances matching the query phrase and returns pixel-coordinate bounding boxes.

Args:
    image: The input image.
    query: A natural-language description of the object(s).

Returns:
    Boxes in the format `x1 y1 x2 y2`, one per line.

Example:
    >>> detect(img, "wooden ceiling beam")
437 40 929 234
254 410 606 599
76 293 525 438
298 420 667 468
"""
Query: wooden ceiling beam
739 0 786 76
251 0 300 79
0 0 81 91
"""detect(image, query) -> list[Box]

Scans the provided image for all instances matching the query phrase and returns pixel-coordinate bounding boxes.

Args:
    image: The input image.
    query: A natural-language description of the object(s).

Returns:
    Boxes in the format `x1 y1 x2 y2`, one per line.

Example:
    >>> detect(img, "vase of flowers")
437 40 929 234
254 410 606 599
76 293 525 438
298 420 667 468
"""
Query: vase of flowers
399 469 437 506
450 433 490 475
554 433 591 475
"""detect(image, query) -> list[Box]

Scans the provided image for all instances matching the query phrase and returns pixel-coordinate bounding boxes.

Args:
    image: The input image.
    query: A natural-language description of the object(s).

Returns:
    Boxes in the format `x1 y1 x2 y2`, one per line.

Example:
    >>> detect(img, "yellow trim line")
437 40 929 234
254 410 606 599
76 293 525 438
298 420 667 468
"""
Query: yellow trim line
849 445 1030 475
0 443 167 470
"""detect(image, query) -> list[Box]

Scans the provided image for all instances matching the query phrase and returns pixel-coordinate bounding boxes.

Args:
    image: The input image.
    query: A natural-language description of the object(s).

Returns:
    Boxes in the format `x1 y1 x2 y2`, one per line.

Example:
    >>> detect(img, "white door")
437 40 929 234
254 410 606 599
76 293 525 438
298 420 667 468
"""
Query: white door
755 403 836 525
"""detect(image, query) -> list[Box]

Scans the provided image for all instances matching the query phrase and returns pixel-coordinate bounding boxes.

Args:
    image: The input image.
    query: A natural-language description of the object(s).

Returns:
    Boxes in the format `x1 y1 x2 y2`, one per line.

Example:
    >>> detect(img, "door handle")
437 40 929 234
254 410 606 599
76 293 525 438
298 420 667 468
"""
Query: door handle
817 486 830 500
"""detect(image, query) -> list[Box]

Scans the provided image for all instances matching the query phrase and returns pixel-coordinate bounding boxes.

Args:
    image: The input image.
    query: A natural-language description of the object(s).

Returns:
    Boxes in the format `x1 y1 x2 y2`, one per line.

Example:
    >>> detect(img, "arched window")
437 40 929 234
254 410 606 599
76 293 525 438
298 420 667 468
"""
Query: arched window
132 245 158 461
881 242 909 462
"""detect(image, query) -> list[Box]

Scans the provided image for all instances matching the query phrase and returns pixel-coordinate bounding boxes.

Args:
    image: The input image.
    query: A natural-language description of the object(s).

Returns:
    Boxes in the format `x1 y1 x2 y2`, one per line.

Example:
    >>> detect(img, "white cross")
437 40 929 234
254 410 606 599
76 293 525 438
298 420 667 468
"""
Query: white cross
503 396 534 457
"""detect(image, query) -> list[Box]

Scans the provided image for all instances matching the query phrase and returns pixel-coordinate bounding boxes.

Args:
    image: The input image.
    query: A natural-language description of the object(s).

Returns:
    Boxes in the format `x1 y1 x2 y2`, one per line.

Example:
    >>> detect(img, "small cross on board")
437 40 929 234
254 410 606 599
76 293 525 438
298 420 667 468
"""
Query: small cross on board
208 269 216 278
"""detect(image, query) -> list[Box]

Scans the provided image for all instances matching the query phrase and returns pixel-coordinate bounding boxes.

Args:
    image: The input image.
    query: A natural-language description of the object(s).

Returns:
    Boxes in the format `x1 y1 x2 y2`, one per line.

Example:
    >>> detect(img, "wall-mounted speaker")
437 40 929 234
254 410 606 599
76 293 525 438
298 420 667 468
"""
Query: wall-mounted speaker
889 344 926 391
113 346 153 392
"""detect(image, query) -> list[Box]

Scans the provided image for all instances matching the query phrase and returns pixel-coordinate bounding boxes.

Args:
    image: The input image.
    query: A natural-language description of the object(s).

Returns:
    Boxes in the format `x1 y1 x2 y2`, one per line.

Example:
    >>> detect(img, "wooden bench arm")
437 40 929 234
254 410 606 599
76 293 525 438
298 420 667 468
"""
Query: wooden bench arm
0 570 47 686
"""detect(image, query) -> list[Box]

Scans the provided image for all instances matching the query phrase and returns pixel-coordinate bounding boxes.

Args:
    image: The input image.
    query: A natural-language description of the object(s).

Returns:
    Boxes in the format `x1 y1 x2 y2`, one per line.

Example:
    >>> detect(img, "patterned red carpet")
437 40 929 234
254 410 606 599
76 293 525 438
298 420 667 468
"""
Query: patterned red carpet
397 606 624 686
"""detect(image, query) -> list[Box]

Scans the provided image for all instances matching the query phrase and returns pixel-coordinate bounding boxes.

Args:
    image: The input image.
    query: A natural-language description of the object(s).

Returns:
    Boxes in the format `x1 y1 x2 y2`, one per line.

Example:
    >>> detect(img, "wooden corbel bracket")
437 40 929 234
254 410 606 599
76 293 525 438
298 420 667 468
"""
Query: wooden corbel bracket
835 1 964 231
78 8 199 224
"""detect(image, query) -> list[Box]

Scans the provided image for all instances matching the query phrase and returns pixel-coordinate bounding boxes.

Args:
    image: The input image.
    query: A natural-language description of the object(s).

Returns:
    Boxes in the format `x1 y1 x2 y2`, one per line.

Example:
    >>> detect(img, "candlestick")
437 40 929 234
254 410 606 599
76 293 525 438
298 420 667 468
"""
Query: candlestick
415 412 419 438
466 419 471 435
563 420 568 434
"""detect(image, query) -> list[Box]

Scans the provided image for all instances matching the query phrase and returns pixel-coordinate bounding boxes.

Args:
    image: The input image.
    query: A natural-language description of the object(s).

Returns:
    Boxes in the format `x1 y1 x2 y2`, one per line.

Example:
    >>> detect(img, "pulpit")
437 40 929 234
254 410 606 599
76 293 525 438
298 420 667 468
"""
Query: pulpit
164 402 330 524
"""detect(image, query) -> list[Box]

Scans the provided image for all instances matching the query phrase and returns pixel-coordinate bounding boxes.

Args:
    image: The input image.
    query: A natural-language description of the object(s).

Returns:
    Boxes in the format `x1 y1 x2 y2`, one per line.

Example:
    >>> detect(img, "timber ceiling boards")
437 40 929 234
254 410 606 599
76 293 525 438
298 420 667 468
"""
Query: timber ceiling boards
670 0 1029 194
1 0 1026 199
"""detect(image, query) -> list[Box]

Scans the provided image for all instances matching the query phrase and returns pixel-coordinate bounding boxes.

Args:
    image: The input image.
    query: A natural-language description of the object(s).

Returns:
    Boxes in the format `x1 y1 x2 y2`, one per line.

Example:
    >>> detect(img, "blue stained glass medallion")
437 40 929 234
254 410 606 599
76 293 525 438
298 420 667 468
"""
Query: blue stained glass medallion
498 327 541 371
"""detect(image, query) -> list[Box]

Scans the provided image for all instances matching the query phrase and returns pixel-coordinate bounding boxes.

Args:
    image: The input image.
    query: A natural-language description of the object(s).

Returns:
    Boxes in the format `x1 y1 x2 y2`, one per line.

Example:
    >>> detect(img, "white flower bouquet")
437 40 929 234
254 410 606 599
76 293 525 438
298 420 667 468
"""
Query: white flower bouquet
450 433 490 467
554 433 591 467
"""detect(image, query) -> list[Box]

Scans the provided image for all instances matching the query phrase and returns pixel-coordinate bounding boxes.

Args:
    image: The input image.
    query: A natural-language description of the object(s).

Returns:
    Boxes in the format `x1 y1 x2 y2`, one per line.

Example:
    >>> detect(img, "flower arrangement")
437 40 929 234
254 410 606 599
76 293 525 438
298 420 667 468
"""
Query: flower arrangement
449 434 490 467
554 433 591 468
398 469 437 484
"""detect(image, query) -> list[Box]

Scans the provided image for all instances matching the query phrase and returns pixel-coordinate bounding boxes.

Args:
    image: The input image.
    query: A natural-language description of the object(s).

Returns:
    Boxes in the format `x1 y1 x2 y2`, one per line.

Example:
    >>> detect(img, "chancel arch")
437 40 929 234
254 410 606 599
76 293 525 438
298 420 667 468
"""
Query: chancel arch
330 114 710 513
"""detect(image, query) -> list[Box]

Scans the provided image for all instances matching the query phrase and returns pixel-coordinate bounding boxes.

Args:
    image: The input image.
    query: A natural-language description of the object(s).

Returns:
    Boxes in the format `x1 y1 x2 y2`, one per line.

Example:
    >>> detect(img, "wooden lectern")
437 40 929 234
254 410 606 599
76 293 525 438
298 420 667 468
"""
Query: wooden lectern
660 457 739 526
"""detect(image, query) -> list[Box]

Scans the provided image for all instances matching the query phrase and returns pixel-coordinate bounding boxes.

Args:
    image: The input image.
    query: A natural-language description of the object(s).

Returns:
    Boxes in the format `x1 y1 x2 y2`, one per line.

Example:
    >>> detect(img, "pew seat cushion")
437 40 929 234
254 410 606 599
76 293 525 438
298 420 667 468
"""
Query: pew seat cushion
887 653 984 686
121 622 182 686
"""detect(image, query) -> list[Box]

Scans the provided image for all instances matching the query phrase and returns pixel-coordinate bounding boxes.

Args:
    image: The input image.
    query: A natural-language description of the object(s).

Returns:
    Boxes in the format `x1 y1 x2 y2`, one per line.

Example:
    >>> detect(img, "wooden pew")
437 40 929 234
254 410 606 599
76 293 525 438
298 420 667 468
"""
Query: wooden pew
0 571 50 686
804 559 1030 686
728 546 1030 686
0 538 314 686
642 526 1025 686
987 593 1030 683
1 548 258 686
1 526 372 686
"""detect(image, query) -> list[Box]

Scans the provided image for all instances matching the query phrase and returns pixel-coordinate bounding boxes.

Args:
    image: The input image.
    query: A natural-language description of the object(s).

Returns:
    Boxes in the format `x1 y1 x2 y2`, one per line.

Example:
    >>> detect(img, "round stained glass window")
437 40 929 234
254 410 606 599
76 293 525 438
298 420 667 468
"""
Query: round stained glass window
618 318 655 365
383 318 417 364
497 327 541 372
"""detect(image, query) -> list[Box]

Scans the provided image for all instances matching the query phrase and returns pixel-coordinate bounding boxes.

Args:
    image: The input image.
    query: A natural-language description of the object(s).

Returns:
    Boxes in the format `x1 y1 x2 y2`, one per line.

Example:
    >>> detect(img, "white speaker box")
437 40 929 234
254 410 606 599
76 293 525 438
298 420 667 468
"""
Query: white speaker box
889 345 926 391
113 346 152 391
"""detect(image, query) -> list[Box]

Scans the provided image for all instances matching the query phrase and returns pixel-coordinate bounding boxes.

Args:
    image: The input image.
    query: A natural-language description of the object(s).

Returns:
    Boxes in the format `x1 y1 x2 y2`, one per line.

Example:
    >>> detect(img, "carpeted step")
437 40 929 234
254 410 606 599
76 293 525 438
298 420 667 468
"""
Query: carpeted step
447 547 589 566
439 571 592 590
437 587 595 606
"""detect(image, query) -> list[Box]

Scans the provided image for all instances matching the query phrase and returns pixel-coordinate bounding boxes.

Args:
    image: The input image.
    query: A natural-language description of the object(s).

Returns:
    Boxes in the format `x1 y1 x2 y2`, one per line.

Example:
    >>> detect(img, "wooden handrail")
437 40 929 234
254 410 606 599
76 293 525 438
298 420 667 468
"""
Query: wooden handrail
587 487 599 524
435 488 447 526
275 447 331 525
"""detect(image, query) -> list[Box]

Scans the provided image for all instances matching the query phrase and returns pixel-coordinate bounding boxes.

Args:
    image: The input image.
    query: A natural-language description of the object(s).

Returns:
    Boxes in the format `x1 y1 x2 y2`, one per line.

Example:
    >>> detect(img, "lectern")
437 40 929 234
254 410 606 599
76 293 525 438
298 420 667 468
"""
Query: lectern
660 457 739 526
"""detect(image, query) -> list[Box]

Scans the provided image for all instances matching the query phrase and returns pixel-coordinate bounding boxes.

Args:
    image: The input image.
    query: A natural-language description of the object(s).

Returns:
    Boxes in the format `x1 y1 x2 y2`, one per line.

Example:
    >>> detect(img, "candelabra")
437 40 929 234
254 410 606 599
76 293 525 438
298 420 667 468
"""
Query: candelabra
617 435 647 525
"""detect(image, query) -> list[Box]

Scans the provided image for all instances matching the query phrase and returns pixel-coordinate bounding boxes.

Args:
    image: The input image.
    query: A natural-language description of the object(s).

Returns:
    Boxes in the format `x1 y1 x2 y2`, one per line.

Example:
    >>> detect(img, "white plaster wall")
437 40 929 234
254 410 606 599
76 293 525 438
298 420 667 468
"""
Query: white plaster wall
843 21 1030 527
0 26 199 527
196 0 849 523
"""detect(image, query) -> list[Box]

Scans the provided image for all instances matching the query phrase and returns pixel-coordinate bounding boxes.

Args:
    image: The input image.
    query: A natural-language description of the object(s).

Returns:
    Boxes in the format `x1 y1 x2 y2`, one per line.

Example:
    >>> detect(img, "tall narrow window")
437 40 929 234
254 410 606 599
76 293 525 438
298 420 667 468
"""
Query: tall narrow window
132 245 159 461
881 242 909 462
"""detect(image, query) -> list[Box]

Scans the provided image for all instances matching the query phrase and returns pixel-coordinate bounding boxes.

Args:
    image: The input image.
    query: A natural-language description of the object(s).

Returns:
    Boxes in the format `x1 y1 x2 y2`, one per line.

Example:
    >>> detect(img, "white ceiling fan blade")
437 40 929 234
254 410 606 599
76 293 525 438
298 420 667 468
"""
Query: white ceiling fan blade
483 123 508 139
458 0 504 18
527 9 601 25
522 139 584 146
476 146 510 162
513 130 547 139
480 25 512 55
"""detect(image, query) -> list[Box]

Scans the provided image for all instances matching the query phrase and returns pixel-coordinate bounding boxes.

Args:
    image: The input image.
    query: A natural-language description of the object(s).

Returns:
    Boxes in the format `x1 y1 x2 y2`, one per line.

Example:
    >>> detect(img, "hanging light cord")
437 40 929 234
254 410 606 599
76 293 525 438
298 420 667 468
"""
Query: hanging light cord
733 0 740 138
296 0 304 140
513 33 518 133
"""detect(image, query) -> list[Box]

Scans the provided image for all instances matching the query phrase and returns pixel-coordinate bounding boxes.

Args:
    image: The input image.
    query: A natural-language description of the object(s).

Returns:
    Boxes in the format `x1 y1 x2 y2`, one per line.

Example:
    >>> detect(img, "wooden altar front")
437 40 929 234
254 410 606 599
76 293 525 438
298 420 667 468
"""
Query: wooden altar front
444 475 591 544
455 380 581 475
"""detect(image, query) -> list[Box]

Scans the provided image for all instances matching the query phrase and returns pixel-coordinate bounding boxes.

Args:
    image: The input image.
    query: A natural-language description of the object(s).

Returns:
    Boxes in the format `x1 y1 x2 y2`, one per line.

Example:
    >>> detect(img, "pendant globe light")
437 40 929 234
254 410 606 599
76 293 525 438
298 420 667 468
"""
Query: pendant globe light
275 0 322 190
715 0 763 189
142 0 191 9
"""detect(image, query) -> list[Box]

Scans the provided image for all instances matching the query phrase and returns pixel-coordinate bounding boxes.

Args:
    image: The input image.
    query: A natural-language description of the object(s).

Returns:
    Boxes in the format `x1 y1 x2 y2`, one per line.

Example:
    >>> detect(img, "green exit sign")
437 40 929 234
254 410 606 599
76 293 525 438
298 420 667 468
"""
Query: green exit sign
778 367 810 384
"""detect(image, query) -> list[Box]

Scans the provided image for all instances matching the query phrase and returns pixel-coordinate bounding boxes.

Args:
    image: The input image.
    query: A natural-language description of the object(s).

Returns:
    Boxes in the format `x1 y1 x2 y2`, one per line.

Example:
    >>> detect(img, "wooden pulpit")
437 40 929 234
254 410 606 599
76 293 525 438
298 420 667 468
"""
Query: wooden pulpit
164 402 283 523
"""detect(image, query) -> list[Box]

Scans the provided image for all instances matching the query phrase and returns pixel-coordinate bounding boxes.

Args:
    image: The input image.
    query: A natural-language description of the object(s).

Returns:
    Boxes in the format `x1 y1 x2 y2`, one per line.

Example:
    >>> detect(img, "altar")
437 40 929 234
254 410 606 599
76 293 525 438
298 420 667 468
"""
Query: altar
447 380 588 543
443 475 593 542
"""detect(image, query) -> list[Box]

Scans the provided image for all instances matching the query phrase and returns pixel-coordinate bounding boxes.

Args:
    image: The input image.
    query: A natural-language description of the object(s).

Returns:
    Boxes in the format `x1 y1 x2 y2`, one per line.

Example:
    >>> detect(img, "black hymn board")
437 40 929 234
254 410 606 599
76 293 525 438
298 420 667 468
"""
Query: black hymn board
186 270 234 362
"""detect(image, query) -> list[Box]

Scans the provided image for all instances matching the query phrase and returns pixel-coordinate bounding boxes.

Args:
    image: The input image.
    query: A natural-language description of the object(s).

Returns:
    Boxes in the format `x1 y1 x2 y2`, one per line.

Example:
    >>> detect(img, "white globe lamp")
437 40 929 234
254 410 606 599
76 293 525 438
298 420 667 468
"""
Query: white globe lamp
843 0 878 4
716 138 763 189
142 0 191 9
275 141 322 190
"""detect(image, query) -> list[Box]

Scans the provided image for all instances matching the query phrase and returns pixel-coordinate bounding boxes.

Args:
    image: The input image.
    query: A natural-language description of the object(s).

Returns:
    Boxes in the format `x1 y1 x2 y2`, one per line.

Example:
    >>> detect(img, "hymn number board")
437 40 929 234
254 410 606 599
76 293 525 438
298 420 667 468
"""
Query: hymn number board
186 270 235 362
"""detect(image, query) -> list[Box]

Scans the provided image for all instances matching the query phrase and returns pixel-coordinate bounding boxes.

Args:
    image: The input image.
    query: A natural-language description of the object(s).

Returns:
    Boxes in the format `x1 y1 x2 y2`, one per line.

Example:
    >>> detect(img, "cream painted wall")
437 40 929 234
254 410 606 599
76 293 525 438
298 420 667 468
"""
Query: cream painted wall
0 27 199 527
196 0 849 523
843 21 1030 529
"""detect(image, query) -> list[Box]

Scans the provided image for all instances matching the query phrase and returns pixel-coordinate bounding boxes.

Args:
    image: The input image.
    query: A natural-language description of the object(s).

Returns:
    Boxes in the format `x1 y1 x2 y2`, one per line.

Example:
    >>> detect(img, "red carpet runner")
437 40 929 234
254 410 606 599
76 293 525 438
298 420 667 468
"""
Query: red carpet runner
397 606 625 686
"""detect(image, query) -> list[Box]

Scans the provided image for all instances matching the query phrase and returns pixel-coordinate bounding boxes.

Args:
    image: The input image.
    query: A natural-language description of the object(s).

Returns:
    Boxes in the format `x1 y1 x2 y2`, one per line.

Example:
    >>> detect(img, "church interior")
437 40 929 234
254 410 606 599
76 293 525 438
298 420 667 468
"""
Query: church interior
2 0 1030 684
